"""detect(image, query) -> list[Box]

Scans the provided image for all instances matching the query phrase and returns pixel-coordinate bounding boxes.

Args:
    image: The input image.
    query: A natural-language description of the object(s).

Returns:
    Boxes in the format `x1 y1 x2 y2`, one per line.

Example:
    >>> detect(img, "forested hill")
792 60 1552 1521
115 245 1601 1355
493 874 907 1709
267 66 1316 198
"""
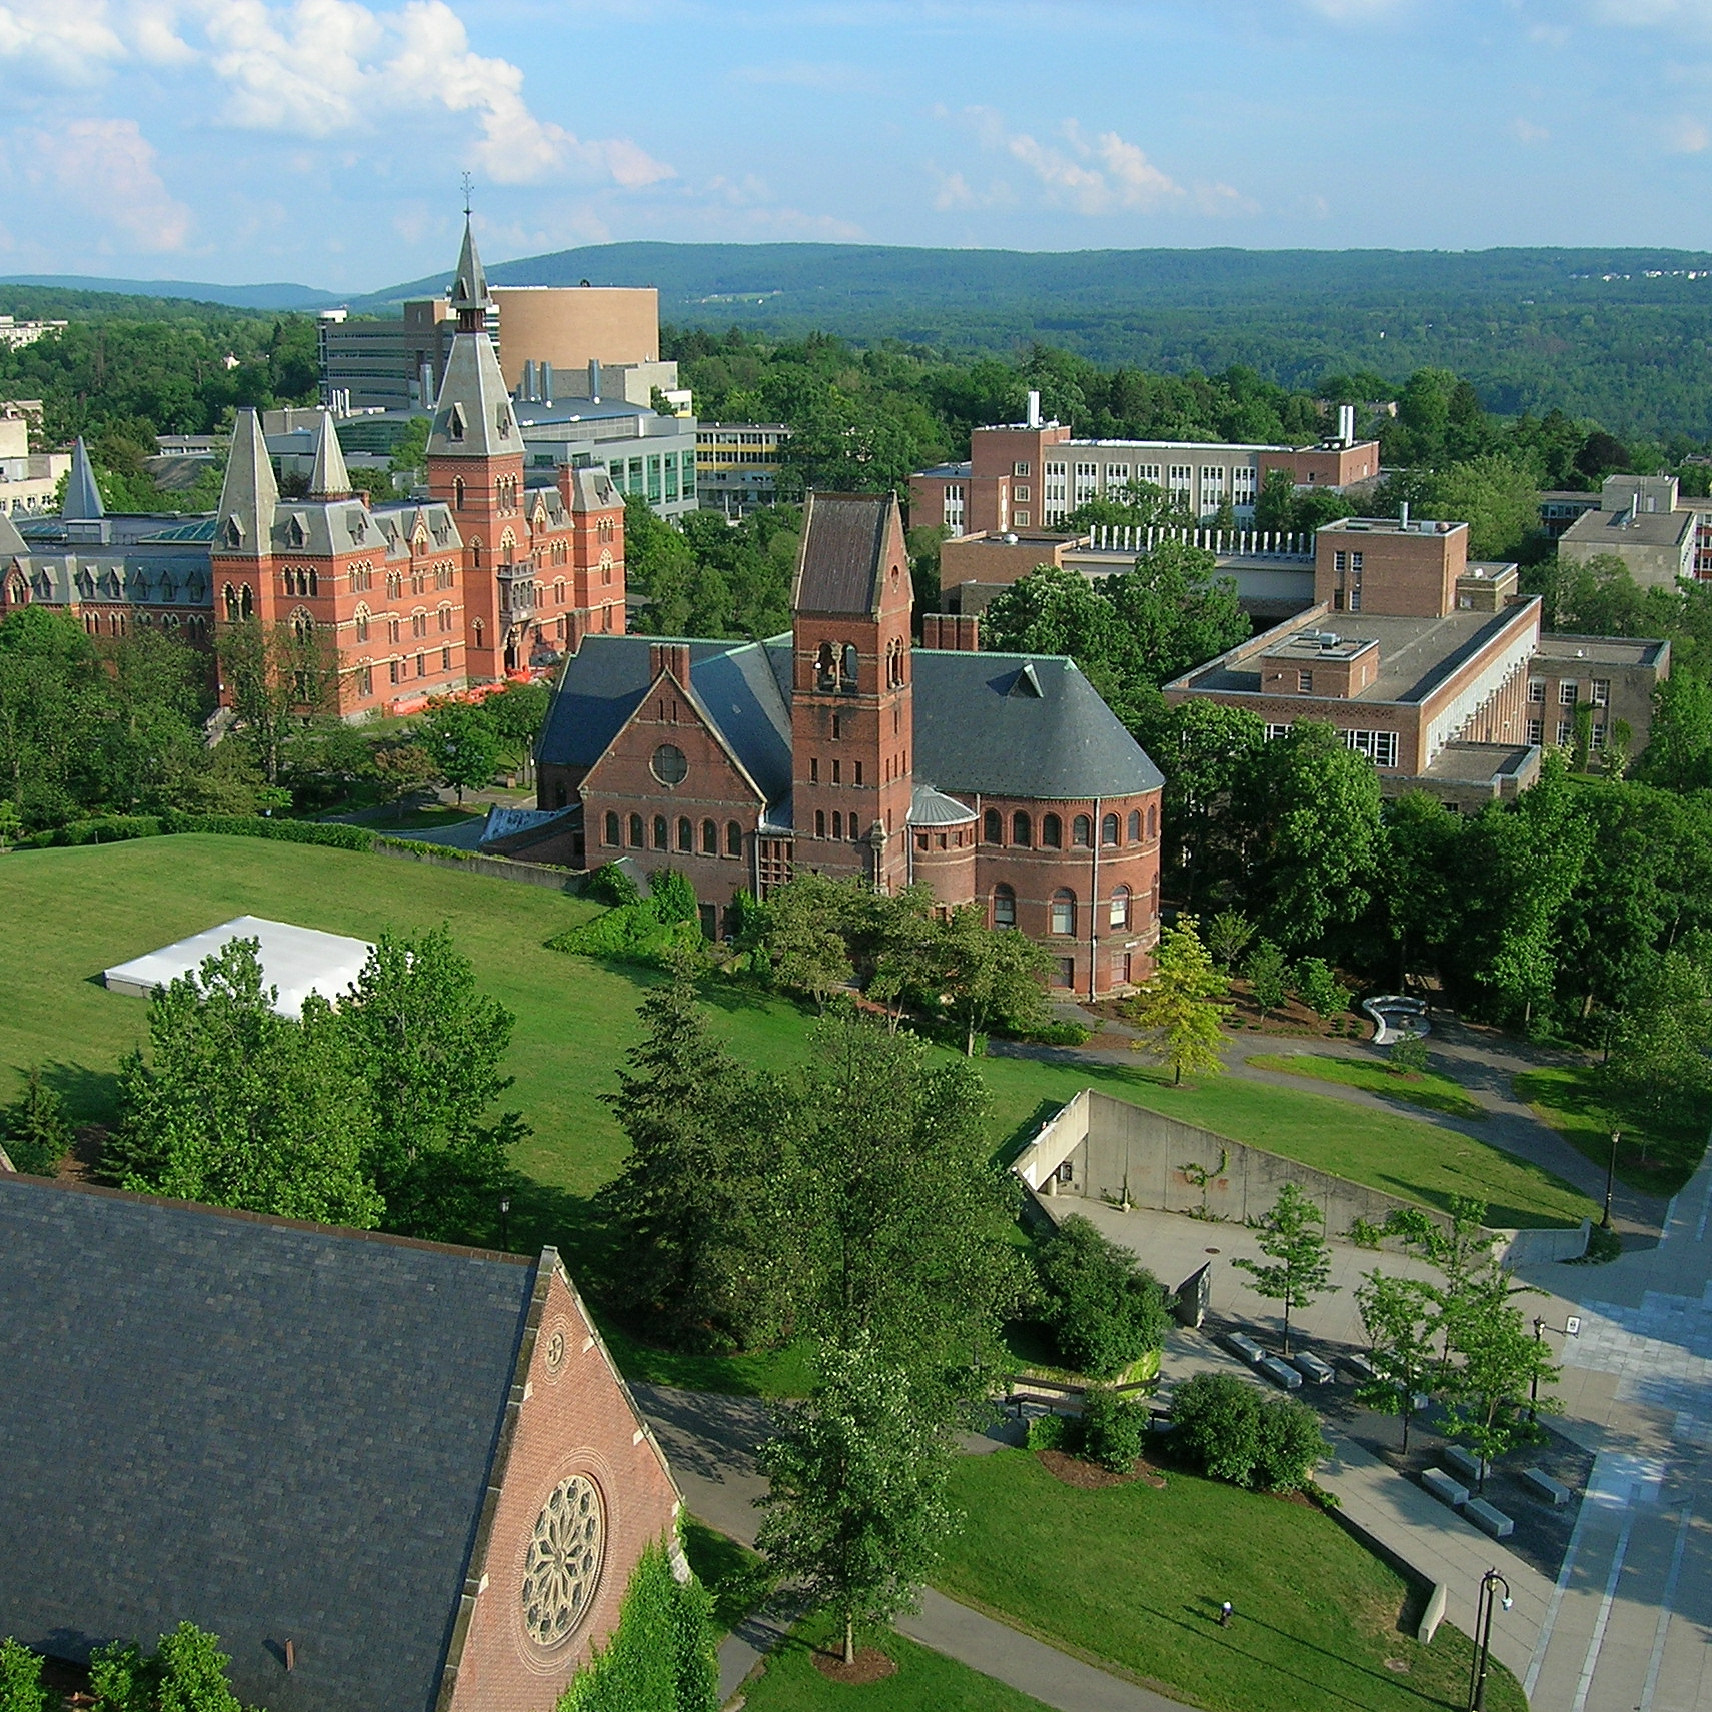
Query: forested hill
366 243 1712 439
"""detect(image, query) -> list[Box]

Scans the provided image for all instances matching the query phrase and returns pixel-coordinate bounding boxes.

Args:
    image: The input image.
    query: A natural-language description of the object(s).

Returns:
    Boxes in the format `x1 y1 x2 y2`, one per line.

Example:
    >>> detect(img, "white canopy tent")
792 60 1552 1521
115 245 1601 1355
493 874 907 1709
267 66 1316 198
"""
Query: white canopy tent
102 916 374 1018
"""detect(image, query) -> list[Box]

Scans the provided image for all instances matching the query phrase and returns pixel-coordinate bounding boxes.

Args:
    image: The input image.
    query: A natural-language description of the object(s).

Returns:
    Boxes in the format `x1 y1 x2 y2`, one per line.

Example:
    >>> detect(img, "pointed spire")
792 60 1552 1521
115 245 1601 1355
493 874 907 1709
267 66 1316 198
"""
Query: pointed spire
63 438 104 520
216 409 279 556
449 217 491 330
0 509 26 558
308 411 351 500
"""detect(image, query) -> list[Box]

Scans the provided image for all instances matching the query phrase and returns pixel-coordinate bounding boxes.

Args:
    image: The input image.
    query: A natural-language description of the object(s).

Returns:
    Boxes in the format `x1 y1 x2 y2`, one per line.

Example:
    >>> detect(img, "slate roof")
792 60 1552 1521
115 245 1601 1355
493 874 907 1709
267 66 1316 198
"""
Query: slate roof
0 1175 537 1712
540 634 1161 821
539 634 793 810
63 437 104 521
791 492 890 616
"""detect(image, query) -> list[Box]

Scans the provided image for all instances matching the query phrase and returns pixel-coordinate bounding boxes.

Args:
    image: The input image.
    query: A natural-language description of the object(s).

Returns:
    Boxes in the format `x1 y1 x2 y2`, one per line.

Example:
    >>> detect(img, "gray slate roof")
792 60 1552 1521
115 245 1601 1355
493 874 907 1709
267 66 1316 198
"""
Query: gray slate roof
63 438 104 521
540 635 1161 821
0 1176 536 1712
791 493 892 616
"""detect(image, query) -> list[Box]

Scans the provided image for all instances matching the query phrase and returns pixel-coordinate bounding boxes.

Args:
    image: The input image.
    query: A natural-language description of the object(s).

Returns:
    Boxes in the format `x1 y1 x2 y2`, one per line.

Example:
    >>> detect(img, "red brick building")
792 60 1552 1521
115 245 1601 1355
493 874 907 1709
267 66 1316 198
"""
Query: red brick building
0 1173 685 1712
538 491 1164 997
208 222 625 719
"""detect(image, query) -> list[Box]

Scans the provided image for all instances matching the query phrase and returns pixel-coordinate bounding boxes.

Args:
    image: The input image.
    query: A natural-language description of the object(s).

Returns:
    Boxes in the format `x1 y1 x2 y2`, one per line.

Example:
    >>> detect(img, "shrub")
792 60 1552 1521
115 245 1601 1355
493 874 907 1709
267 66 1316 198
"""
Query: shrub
1026 1411 1072 1452
23 814 164 847
0 1638 49 1712
1244 939 1289 1017
1 1068 73 1176
1080 1384 1147 1473
1027 1020 1094 1047
1293 957 1350 1021
649 868 698 926
1252 1395 1327 1492
1171 1371 1261 1485
1171 1371 1326 1491
1036 1214 1172 1379
586 862 643 907
1388 1034 1429 1076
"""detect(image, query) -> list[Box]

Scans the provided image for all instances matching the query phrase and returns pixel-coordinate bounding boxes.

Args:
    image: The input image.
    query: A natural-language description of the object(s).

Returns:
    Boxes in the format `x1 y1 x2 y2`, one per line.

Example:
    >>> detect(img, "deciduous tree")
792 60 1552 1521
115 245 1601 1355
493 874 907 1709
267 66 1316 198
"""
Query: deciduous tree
1354 1271 1440 1451
1127 915 1230 1085
1232 1180 1335 1355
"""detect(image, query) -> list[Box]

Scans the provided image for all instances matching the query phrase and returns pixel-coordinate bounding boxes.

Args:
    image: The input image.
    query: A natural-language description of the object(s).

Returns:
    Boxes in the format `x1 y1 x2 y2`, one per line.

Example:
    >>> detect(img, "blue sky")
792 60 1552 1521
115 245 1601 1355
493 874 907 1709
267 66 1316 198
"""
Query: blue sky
2 0 1711 291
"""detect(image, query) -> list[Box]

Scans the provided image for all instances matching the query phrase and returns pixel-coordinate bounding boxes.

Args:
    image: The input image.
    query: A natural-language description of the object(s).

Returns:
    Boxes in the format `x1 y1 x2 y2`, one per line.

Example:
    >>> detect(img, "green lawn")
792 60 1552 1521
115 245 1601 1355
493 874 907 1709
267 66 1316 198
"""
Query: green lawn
739 1612 1052 1712
935 1450 1526 1712
0 835 1591 1379
680 1517 771 1636
1246 1052 1488 1123
1516 1065 1708 1196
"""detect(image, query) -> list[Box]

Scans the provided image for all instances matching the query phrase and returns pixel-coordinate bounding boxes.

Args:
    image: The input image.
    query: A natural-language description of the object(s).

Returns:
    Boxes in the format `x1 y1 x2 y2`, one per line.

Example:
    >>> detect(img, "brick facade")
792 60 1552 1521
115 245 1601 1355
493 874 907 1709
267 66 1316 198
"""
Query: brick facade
443 1256 683 1712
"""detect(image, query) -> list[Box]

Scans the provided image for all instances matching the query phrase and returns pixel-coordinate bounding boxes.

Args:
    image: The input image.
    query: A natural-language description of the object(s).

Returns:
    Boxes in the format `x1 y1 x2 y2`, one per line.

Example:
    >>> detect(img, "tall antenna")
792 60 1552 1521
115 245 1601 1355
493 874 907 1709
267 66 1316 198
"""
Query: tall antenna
460 171 474 217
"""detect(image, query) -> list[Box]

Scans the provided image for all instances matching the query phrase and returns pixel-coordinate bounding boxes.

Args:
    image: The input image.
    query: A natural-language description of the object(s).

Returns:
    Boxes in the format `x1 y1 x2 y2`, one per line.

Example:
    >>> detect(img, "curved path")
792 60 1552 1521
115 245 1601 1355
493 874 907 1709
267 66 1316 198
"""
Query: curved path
993 1014 1669 1238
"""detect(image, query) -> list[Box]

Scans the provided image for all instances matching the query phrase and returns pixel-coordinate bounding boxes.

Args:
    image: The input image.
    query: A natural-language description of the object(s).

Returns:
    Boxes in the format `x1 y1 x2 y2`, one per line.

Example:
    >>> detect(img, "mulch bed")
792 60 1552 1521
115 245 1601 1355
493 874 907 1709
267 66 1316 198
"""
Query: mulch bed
811 1647 898 1684
1038 1448 1167 1490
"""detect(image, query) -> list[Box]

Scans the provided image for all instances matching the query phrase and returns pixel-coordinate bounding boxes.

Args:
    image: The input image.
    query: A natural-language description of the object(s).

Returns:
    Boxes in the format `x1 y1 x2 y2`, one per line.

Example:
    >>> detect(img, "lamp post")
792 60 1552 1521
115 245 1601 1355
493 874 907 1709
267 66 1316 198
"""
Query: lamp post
1601 1130 1620 1230
1467 1568 1512 1712
1531 1318 1544 1424
499 1194 511 1252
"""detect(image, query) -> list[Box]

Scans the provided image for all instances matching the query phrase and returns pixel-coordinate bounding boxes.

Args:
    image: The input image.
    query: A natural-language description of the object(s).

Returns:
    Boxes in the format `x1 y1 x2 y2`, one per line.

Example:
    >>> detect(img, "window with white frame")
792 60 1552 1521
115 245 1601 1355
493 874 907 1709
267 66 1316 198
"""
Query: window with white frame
1559 680 1579 706
1013 484 1030 502
1527 718 1544 745
943 483 965 531
1106 464 1129 486
1074 462 1099 503
1592 678 1611 706
1139 463 1162 483
1264 722 1292 740
1557 720 1573 744
1168 463 1193 489
1590 722 1607 751
1014 460 1030 477
1201 465 1226 488
1527 678 1545 703
1346 729 1399 768
1232 466 1257 502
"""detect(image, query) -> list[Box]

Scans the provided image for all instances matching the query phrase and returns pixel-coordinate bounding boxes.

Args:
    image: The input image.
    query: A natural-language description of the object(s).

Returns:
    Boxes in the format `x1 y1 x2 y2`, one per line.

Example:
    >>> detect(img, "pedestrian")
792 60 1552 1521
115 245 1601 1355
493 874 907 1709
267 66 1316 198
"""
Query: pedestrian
1219 1601 1233 1628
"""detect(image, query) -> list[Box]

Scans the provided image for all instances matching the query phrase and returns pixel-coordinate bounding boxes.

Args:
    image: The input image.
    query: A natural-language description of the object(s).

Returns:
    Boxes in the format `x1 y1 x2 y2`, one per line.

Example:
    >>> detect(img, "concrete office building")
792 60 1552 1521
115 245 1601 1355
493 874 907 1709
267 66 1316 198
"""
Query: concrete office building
0 404 69 517
910 396 1380 534
1556 473 1699 588
695 423 793 516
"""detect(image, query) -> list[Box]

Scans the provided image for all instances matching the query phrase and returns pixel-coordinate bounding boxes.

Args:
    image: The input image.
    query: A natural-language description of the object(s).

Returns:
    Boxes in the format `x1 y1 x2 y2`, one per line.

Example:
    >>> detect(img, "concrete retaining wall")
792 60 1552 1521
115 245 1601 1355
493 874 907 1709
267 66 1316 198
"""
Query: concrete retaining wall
371 843 578 892
1011 1089 1586 1260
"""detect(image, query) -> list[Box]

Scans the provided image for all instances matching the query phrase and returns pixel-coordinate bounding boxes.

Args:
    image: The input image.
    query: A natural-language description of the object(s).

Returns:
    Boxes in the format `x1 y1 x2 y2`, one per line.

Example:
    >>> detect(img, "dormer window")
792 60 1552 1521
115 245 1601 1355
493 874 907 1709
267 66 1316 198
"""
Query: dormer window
496 404 512 436
447 404 466 443
223 517 244 548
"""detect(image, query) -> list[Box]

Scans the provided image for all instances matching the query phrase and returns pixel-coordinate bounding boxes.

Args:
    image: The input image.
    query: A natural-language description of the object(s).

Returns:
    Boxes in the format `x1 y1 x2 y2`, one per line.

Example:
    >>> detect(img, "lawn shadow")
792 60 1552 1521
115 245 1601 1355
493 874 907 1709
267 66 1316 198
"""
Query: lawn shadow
32 1059 124 1129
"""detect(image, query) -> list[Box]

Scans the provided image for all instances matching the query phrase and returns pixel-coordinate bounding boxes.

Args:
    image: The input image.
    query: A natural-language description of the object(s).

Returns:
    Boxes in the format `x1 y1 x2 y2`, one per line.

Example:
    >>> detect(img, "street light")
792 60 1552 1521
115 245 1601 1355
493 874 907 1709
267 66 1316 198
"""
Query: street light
1601 1130 1620 1230
499 1193 511 1251
1467 1568 1512 1712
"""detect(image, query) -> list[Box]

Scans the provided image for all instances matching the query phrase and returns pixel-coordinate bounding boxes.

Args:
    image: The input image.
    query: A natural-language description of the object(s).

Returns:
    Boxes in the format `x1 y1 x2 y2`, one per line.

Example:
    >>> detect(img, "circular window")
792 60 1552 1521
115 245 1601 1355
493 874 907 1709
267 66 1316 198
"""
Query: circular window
651 744 687 787
521 1474 605 1647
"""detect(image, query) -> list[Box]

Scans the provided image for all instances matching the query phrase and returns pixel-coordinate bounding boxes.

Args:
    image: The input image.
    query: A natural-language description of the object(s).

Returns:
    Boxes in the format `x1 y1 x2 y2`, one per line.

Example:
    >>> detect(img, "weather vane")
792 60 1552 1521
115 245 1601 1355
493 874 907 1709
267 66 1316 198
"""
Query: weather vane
461 171 474 217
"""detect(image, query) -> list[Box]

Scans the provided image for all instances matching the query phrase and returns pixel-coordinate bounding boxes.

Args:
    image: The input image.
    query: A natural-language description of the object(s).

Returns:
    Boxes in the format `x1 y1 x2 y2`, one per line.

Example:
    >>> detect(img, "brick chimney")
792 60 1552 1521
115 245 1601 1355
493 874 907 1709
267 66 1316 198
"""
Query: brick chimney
649 641 692 684
921 612 981 651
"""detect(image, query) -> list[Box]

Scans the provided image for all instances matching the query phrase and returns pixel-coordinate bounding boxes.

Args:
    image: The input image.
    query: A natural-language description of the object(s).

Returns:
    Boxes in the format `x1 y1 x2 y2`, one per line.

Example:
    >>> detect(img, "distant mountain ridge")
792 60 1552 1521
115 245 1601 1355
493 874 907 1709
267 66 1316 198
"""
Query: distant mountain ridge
0 274 339 311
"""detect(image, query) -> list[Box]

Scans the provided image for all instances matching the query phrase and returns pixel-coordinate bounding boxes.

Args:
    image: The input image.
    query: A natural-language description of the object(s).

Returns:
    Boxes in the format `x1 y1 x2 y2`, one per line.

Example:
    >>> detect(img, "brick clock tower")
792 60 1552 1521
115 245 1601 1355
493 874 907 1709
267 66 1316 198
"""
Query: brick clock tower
789 492 914 891
426 219 528 678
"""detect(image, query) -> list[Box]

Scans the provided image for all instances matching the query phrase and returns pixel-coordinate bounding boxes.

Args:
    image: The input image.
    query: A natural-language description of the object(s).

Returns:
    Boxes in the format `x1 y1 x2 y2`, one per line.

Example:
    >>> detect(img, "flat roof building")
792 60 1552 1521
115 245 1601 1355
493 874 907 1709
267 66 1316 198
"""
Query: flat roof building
1556 473 1700 588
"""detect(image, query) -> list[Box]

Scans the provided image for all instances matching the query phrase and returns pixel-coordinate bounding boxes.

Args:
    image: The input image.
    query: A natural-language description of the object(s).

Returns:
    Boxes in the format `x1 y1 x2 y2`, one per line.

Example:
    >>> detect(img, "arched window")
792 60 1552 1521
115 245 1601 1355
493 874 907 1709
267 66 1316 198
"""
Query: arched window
354 603 370 643
701 818 718 854
727 820 742 857
841 643 858 691
981 808 1000 844
1051 890 1076 936
832 811 843 840
439 605 453 633
604 810 620 846
223 583 240 623
386 571 402 600
290 606 313 641
240 584 253 620
1042 813 1062 849
652 814 668 850
678 816 694 852
1147 804 1158 839
471 538 484 570
1128 809 1142 841
1102 813 1120 846
992 884 1017 929
1072 814 1092 848
815 809 827 838
411 610 427 639
473 617 484 649
1012 811 1032 848
1110 886 1131 928
816 641 837 690
453 477 465 511
628 813 644 848
500 530 515 567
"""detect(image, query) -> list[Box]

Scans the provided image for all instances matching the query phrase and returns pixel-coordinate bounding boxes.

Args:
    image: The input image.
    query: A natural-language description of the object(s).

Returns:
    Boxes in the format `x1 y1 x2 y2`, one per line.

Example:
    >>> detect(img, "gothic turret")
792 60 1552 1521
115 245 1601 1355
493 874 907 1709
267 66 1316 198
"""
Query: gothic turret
62 438 104 522
215 410 279 555
307 411 352 500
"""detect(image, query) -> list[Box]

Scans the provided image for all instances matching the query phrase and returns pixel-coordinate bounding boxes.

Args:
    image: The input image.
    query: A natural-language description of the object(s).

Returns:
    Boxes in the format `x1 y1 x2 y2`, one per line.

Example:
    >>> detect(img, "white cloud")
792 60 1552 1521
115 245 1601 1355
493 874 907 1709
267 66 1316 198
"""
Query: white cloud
0 0 673 191
32 117 192 250
1512 117 1551 144
1667 113 1711 150
959 109 1250 218
1296 0 1410 19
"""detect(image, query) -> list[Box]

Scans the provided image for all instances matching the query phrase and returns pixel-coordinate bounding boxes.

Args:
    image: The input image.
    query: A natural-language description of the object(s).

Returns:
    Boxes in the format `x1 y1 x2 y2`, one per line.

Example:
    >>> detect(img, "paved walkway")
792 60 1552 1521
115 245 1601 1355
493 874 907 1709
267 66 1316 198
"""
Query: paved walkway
631 1383 1192 1709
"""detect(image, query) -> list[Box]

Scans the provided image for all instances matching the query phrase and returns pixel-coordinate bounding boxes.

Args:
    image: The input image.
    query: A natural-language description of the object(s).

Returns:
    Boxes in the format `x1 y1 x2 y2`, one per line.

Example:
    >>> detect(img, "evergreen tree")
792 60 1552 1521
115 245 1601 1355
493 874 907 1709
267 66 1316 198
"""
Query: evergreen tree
0 1638 48 1712
2 1067 74 1175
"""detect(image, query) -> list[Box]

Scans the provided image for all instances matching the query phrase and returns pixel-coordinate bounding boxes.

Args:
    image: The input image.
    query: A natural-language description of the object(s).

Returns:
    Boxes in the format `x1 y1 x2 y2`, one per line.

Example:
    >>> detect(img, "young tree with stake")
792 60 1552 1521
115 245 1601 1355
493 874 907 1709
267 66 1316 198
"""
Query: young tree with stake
1233 1181 1336 1355
1127 915 1231 1085
1354 1270 1440 1451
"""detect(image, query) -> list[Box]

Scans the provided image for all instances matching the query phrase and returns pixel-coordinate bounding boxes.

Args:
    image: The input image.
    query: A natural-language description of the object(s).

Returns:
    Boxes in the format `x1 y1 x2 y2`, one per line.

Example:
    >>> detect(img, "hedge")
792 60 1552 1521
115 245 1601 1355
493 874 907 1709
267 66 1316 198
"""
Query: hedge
557 1541 717 1712
21 813 377 852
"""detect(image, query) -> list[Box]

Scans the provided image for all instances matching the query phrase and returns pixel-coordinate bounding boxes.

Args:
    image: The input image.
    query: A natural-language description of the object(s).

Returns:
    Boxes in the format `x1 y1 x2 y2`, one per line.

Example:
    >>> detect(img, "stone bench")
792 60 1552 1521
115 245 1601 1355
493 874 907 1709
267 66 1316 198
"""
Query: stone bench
1338 1352 1377 1383
1465 1497 1515 1539
1291 1350 1337 1385
1222 1332 1265 1365
1422 1468 1469 1508
1258 1355 1302 1390
1523 1467 1572 1506
1444 1444 1485 1484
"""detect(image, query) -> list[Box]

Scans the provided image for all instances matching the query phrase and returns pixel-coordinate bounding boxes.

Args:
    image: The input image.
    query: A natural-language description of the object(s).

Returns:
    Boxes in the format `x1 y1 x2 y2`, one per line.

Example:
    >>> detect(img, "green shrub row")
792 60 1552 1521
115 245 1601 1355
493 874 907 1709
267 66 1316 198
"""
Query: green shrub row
557 1540 717 1712
1170 1370 1326 1492
20 812 378 852
1025 1385 1150 1473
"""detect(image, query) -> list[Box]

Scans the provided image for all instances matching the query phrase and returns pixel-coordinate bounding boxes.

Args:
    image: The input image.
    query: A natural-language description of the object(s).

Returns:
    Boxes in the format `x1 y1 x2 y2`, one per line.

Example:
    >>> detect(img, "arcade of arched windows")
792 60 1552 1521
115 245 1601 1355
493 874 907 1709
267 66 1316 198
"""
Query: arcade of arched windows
495 474 519 514
348 561 374 593
813 640 864 694
282 566 318 598
222 582 255 623
385 571 402 601
980 799 1162 851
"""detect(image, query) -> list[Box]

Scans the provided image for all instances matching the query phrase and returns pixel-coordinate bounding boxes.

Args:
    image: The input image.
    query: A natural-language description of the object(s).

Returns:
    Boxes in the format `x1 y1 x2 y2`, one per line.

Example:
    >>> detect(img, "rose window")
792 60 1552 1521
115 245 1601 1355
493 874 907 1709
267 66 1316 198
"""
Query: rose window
650 744 688 786
521 1475 605 1646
